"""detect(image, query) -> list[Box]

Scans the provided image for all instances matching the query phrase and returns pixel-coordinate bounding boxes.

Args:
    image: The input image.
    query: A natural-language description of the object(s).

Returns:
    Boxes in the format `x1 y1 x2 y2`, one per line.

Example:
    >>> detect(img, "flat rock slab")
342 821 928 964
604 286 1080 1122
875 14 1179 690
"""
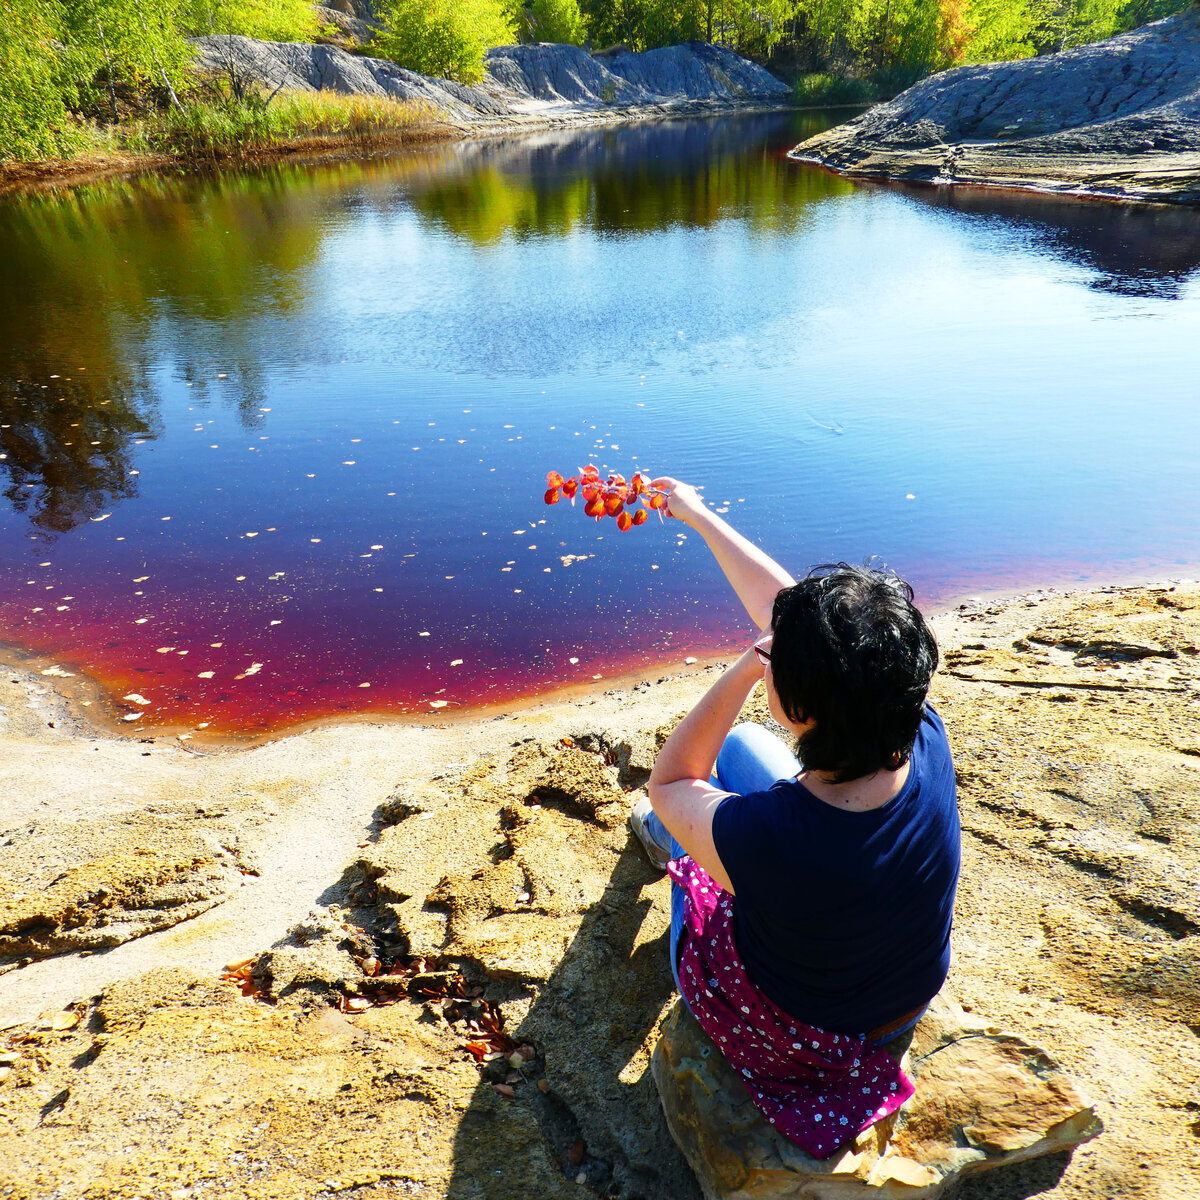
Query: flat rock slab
652 995 1102 1198
792 11 1200 204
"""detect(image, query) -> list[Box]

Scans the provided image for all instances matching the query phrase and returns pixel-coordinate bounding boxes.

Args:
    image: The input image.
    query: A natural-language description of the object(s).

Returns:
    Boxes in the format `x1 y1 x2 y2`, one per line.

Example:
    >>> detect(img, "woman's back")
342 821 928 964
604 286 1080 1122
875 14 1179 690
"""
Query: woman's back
711 706 960 1036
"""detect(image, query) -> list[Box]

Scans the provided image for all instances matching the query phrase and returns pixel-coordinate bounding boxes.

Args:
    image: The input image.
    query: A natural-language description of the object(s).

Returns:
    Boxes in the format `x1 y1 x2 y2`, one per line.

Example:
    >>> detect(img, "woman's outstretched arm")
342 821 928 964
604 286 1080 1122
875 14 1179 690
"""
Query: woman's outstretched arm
652 477 794 630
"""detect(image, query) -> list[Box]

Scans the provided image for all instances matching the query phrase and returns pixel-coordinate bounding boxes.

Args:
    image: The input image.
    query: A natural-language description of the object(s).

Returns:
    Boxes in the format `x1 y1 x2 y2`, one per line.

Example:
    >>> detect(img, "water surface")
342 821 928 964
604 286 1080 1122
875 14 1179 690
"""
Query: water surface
2 112 1199 736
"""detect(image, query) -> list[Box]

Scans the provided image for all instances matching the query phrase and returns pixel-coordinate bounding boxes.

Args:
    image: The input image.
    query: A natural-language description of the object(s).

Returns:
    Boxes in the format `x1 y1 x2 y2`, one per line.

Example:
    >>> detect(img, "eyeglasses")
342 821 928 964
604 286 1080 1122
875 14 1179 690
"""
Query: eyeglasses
753 640 772 666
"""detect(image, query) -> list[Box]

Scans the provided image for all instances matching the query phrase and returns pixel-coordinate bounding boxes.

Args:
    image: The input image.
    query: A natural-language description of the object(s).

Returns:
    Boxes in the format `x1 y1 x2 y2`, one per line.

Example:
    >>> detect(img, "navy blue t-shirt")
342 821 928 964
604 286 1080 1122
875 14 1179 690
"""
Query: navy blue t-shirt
710 705 960 1037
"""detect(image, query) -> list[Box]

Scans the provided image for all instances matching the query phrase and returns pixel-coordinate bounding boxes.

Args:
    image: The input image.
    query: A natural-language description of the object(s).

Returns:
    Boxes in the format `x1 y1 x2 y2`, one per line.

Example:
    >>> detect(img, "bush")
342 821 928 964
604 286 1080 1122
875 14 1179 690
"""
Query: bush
182 0 318 43
521 0 586 44
373 0 514 83
0 18 79 161
792 73 876 106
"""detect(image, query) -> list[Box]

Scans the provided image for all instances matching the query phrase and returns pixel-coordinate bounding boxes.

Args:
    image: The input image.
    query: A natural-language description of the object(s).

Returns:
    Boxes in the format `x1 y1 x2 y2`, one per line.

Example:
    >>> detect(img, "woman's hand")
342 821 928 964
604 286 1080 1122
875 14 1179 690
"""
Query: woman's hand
650 477 708 527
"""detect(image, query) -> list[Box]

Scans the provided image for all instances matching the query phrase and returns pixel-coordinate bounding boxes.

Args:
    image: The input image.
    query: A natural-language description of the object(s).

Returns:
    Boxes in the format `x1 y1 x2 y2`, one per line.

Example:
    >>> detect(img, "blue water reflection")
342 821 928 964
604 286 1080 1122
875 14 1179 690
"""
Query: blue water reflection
0 111 1197 734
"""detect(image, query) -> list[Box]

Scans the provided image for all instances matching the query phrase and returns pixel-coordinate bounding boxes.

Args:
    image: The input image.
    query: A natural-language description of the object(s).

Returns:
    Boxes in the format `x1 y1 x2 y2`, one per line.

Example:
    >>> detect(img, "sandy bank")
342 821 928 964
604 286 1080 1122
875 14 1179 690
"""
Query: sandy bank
1 580 1198 1198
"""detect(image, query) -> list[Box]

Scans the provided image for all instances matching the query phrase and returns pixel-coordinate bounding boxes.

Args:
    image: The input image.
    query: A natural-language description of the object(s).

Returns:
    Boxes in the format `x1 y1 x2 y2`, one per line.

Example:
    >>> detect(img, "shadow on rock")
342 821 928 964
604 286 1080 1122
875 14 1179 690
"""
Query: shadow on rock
444 845 697 1200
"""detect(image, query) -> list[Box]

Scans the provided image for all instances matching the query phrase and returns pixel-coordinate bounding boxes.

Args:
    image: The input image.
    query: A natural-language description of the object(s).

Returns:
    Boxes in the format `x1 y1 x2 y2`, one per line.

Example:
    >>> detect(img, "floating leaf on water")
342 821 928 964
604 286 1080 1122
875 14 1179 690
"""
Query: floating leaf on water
132 576 149 583
418 631 430 637
90 514 111 522
155 647 175 654
370 544 383 551
684 657 698 665
122 693 151 706
122 713 142 722
134 618 149 625
243 663 263 676
359 682 371 688
269 620 282 626
450 659 463 667
197 671 215 679
40 666 74 678
428 700 448 709
568 657 579 664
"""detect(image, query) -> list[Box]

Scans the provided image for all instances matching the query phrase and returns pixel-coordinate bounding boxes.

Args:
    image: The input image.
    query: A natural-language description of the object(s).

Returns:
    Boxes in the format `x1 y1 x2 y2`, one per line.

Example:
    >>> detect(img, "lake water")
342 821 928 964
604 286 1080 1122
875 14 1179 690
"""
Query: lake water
2 110 1199 738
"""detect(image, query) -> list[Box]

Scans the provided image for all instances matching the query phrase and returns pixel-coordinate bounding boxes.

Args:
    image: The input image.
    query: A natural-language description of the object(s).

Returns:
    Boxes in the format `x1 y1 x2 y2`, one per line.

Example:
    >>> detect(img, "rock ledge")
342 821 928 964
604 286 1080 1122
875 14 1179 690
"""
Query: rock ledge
792 10 1200 205
652 994 1103 1199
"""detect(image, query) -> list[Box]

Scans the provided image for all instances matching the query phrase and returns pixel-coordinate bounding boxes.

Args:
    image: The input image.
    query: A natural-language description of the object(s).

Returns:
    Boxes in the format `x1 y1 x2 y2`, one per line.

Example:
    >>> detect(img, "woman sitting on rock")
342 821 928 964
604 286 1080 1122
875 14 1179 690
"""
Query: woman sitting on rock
630 477 960 1157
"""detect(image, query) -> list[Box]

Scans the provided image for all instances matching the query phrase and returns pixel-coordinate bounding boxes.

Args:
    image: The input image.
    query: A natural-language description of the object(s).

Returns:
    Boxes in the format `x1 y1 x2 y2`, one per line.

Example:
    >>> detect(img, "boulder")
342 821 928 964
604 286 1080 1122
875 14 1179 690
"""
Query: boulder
792 10 1200 204
651 994 1103 1199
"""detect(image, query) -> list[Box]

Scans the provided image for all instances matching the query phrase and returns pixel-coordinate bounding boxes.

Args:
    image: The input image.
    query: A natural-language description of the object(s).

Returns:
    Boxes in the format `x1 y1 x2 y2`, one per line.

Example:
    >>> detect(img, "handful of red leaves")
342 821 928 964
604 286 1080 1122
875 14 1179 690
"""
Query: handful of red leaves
544 465 668 531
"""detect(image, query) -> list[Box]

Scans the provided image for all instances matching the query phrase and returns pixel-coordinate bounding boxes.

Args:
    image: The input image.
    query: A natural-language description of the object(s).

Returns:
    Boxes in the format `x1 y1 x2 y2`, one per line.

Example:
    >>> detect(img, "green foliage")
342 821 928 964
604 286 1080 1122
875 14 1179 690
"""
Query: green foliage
0 0 81 160
373 0 515 83
181 0 318 43
521 0 587 43
793 71 875 103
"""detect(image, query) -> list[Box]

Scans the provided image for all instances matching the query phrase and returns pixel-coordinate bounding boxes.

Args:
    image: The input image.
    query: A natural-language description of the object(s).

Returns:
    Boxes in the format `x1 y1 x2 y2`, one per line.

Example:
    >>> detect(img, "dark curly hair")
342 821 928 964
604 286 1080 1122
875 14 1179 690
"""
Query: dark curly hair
769 563 938 784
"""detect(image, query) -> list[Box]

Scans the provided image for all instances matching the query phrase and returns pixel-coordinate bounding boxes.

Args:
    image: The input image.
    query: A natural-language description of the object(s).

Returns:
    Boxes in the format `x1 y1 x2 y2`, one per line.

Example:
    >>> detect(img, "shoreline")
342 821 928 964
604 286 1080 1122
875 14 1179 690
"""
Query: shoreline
2 563 1196 752
0 98 798 200
2 574 1198 1197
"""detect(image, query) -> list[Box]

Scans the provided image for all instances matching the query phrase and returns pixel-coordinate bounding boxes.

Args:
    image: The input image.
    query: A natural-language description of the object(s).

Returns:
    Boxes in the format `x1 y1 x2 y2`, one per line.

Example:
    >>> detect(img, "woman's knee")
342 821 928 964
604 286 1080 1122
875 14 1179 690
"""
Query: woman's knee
716 723 800 794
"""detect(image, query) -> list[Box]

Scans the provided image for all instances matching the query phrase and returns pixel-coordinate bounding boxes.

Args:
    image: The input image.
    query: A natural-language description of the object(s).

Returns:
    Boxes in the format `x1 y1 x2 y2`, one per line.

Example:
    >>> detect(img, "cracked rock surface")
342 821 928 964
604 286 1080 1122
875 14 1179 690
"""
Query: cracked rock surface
792 10 1200 204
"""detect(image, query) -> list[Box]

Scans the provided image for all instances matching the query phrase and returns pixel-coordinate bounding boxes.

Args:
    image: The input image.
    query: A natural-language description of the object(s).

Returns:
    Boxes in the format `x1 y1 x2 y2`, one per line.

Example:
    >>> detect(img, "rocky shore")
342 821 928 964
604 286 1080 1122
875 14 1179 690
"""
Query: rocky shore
194 38 793 130
0 41 792 197
792 10 1200 205
2 581 1199 1198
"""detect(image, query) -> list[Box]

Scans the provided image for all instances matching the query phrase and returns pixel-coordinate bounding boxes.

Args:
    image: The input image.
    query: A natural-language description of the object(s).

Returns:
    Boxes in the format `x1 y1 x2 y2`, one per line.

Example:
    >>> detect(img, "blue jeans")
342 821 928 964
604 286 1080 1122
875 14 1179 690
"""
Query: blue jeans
643 723 801 998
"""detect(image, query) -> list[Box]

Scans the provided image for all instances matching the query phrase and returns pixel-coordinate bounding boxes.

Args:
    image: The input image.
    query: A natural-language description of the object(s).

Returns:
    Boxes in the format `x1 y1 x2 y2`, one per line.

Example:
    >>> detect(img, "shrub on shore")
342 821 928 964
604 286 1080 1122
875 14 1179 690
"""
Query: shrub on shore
520 0 588 45
792 72 877 106
372 0 515 84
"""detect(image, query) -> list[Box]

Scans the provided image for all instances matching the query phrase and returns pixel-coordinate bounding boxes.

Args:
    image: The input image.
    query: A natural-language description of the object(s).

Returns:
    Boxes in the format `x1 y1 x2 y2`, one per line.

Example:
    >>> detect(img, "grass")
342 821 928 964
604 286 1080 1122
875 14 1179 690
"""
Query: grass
792 72 878 107
132 88 439 162
792 65 927 108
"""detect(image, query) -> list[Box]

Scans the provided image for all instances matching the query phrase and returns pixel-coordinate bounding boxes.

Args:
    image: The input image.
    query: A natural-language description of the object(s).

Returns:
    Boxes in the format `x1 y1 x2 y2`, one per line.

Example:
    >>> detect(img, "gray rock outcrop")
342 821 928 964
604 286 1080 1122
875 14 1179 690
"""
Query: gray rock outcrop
192 36 791 125
792 10 1200 204
652 995 1103 1199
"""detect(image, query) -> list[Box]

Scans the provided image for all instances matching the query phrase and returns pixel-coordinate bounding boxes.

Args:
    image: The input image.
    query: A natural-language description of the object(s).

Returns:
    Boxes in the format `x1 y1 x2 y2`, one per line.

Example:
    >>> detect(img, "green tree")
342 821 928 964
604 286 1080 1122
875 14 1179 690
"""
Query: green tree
374 0 515 82
181 0 318 43
521 0 587 42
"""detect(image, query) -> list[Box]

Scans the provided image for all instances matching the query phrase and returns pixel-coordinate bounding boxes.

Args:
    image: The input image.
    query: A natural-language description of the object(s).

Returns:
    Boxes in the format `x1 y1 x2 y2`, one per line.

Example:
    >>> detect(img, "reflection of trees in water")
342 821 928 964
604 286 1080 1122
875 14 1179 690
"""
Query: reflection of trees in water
402 112 856 243
896 186 1200 298
0 168 331 532
0 373 158 537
